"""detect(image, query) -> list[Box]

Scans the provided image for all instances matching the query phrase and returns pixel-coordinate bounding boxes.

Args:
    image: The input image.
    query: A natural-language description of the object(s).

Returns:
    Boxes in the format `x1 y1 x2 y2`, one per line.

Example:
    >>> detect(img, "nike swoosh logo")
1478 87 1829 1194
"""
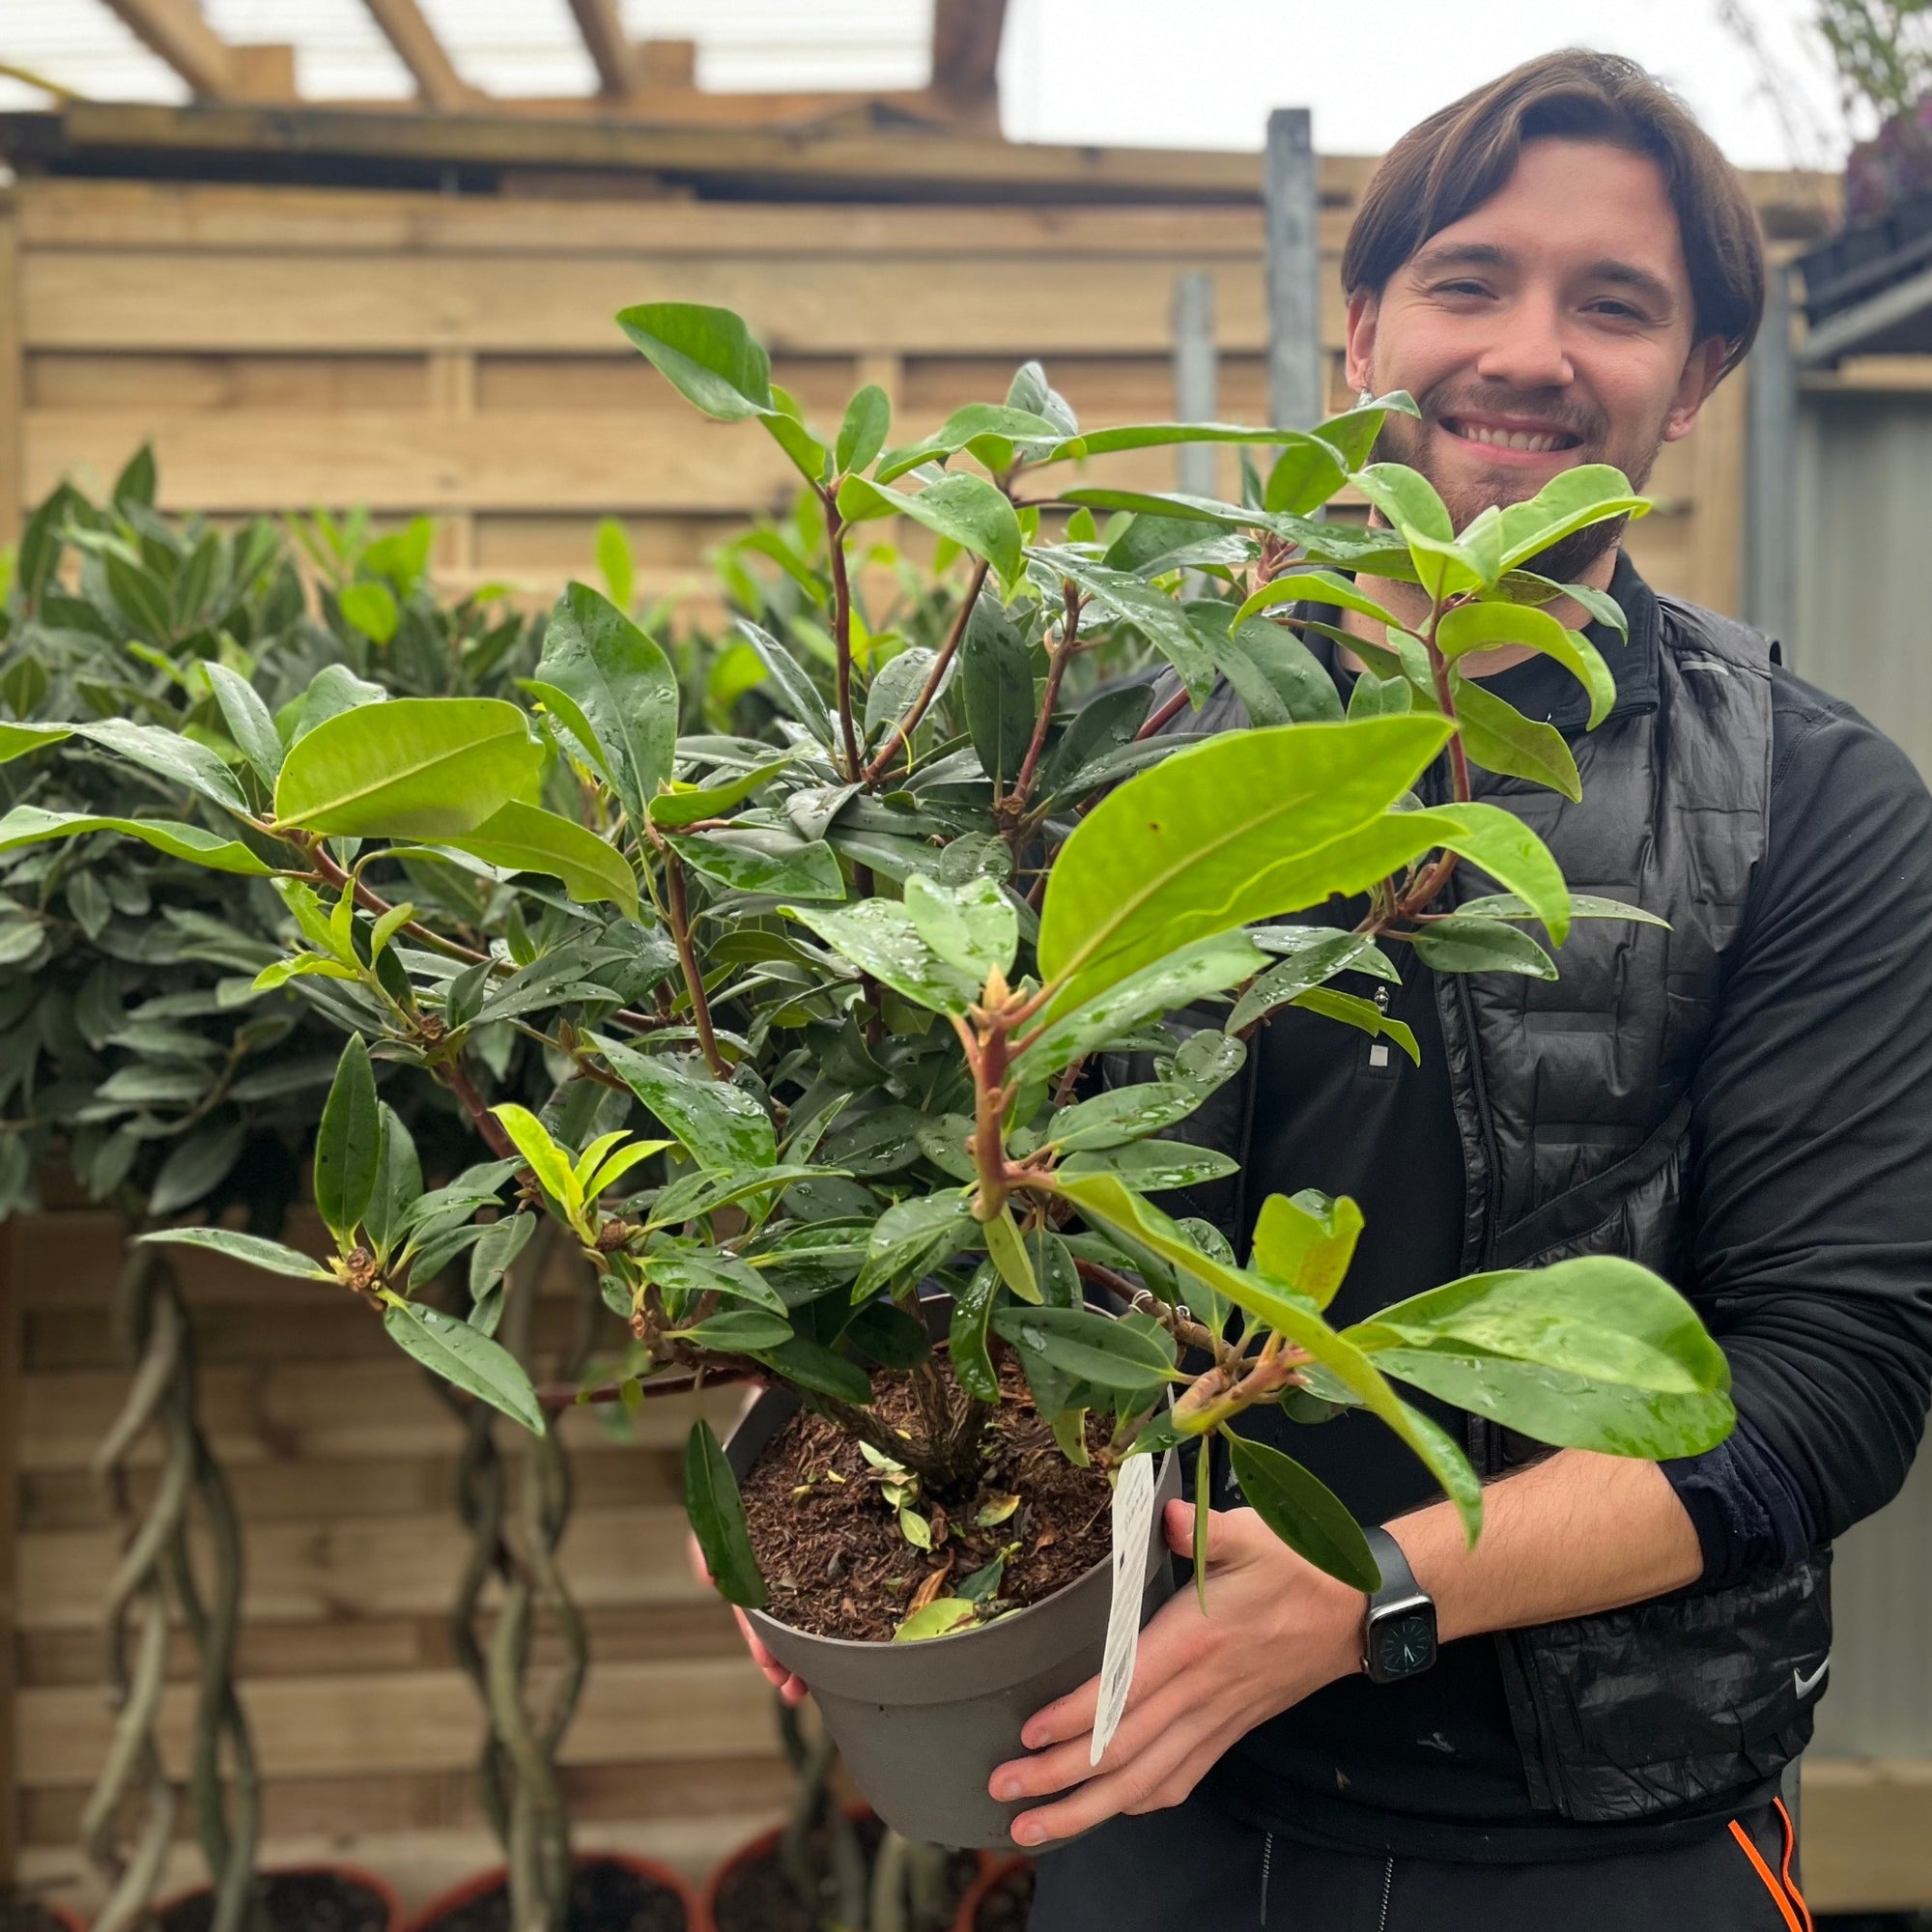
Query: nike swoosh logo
1794 1657 1830 1698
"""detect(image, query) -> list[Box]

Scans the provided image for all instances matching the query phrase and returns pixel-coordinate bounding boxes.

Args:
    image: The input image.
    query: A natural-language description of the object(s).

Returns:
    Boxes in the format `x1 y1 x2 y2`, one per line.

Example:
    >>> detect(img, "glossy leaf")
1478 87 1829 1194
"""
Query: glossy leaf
1496 465 1650 570
0 805 270 877
684 1417 767 1608
273 697 540 838
1046 1030 1244 1152
1251 1190 1364 1311
894 1598 980 1641
136 1226 330 1281
902 872 1016 984
1203 608 1344 725
675 1307 795 1351
1401 801 1571 944
204 663 284 785
1230 570 1405 636
1410 916 1557 979
667 829 844 900
1456 891 1667 930
1037 716 1453 1017
738 618 835 747
0 723 72 765
992 1303 1176 1392
451 801 639 916
646 752 798 829
384 1294 545 1434
1262 434 1350 517
1351 465 1454 543
957 594 1036 783
71 719 249 815
1437 602 1615 728
314 1035 380 1244
538 582 679 827
1309 391 1419 468
596 1036 777 1174
1037 550 1217 703
1061 1142 1238 1193
1228 928 1388 1033
1450 674 1582 803
617 302 776 420
363 1104 423 1263
950 1260 1002 1402
1292 986 1420 1065
836 383 893 475
838 472 1023 584
1226 1433 1380 1590
858 1192 974 1293
785 898 980 1014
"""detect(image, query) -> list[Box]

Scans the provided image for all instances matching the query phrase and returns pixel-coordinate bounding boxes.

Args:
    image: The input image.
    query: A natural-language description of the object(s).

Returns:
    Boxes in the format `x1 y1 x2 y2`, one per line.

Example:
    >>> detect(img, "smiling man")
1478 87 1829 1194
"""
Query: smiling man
997 49 1932 1931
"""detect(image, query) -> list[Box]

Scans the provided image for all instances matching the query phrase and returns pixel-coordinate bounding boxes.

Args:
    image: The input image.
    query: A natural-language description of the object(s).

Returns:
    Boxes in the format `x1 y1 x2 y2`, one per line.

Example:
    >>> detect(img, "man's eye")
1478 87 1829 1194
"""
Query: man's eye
1589 299 1646 320
1434 280 1492 298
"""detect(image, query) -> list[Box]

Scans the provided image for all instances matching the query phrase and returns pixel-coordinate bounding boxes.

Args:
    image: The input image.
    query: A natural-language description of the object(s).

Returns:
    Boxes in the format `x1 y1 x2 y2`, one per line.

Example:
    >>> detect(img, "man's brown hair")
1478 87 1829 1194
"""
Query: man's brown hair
1342 50 1765 377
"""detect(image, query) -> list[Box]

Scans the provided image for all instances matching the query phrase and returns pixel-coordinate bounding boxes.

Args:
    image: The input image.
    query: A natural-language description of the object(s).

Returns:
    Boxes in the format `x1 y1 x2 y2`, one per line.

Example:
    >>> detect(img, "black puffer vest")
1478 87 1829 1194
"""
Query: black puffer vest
1137 586 1832 1823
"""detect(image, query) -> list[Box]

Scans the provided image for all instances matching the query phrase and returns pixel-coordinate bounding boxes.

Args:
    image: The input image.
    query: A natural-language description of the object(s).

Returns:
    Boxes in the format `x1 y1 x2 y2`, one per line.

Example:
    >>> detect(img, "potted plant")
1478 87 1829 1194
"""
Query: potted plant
36 304 1733 1855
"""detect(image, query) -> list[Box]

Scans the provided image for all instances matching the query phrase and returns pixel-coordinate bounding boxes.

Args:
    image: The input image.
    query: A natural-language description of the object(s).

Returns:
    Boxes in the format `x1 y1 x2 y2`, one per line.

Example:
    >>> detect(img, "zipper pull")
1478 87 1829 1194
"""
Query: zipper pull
1369 984 1392 1068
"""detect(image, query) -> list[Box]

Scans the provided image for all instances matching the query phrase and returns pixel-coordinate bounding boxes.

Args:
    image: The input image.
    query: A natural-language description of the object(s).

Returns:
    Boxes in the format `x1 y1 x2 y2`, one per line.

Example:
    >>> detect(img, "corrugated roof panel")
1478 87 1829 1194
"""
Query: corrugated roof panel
621 0 933 93
0 0 187 108
201 0 414 99
414 0 599 98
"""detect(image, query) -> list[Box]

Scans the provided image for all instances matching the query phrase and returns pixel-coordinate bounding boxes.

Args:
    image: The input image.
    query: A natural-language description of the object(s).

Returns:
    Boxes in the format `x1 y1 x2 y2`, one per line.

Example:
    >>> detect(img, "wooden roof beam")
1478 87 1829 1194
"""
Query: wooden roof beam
99 0 238 100
565 0 639 99
931 0 1007 99
358 0 473 111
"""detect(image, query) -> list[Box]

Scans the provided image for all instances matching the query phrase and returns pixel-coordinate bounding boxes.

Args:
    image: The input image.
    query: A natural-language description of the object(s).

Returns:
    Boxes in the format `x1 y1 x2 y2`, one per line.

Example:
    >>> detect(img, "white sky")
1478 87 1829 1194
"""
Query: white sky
0 0 1864 171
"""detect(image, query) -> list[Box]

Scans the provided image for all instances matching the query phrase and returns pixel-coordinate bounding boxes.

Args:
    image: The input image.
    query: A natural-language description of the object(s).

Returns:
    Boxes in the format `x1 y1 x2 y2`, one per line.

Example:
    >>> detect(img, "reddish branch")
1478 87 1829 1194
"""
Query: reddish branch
860 556 990 784
663 848 729 1078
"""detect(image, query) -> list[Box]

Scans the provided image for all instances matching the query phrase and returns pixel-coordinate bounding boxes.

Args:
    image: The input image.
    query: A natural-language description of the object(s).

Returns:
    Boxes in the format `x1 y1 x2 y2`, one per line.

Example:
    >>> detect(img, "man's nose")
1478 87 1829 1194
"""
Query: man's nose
1472 292 1575 394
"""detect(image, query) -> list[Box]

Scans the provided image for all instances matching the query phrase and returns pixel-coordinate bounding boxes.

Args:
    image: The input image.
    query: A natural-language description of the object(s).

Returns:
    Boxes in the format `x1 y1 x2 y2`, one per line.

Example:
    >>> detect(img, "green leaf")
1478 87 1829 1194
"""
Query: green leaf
364 1104 423 1262
957 594 1035 783
0 805 270 877
684 1417 767 1607
894 1598 979 1642
836 384 893 475
1496 465 1650 570
1230 570 1405 635
107 553 173 644
0 723 72 766
1410 916 1556 979
384 1293 544 1435
1437 602 1615 728
1061 1142 1238 1193
1046 1032 1243 1154
1309 391 1418 469
1449 674 1582 803
1226 1433 1380 1590
538 582 679 827
1050 1170 1481 1541
1356 1256 1730 1396
859 1192 974 1293
595 517 635 610
1227 928 1388 1033
451 801 639 916
646 752 797 829
761 392 831 486
1401 801 1570 944
667 828 844 900
983 1203 1041 1305
1037 715 1453 1017
596 1037 777 1174
674 1308 795 1351
1037 550 1216 704
950 1261 1002 1402
146 1118 247 1217
272 697 540 838
758 1335 872 1404
736 619 833 747
314 1035 381 1244
338 582 399 645
617 301 777 421
1011 929 1265 1082
1291 986 1420 1065
1262 434 1350 516
838 472 1023 584
1252 1190 1364 1311
1456 891 1667 930
71 719 249 814
114 441 157 509
992 1303 1176 1392
136 1226 331 1280
784 898 980 1015
1351 464 1453 542
491 1101 582 1219
648 1250 786 1317
204 664 285 786
1202 608 1344 725
902 872 1016 984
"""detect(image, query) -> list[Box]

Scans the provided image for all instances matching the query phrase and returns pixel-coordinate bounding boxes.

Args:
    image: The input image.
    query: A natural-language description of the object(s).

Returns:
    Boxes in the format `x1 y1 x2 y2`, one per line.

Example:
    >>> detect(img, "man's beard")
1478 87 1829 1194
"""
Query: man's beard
1368 383 1668 582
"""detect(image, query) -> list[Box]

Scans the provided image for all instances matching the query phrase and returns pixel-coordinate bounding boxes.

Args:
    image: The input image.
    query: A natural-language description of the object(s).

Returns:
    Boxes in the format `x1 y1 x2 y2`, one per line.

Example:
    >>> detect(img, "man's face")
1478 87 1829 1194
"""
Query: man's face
1347 136 1727 580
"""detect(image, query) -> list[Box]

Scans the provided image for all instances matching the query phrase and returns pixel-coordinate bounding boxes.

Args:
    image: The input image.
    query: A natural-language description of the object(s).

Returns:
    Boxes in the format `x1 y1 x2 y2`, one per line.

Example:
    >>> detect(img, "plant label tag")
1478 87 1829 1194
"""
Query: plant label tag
1091 1451 1157 1767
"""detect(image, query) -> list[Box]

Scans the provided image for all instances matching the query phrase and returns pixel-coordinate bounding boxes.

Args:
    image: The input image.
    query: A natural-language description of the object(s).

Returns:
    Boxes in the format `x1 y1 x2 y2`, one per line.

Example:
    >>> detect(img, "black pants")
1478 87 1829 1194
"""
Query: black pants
1027 1791 1812 1931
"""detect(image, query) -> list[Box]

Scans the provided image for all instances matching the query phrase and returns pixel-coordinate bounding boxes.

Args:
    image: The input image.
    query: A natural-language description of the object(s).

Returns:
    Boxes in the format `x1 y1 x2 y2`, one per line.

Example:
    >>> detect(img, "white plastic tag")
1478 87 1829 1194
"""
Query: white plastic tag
1091 1451 1157 1767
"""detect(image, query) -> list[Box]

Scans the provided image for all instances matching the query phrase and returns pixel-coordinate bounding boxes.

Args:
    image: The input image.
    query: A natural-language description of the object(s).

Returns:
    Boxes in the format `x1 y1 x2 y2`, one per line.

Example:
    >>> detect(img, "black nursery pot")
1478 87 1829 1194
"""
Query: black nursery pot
725 1382 1179 1851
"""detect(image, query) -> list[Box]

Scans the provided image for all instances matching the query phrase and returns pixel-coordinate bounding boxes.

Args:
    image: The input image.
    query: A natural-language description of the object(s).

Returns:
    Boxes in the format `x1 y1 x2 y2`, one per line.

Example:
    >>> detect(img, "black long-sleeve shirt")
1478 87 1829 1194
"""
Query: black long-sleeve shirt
1200 558 1932 1861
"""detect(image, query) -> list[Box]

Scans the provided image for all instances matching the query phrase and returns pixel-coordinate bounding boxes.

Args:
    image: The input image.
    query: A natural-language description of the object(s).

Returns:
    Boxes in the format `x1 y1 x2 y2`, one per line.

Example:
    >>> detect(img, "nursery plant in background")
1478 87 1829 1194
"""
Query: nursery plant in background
0 466 550 1932
18 303 1734 1878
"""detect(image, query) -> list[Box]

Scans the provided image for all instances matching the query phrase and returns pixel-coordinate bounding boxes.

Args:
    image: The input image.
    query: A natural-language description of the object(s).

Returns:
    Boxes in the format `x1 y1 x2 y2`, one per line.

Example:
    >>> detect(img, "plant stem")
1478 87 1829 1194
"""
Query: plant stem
1011 579 1081 808
306 837 489 963
861 556 989 783
1135 685 1191 741
823 500 865 781
441 1050 519 1160
663 848 729 1077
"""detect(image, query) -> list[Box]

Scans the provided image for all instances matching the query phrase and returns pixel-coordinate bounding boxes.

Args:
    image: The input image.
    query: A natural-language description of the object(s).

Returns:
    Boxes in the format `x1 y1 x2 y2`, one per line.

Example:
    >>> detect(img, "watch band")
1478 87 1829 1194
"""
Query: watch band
1361 1523 1423 1608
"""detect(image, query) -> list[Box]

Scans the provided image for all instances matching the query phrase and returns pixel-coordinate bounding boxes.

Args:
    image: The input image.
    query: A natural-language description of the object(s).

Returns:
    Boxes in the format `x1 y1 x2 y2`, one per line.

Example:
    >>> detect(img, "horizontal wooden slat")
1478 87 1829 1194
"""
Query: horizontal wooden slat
19 1653 777 1783
19 1359 737 1471
25 351 427 412
22 253 1321 356
21 1502 704 1630
1801 1757 1932 1912
19 1599 741 1689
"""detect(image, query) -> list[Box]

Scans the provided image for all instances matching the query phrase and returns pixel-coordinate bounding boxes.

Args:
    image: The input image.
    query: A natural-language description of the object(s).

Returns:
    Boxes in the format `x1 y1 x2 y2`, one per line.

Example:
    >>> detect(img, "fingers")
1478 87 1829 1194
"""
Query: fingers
1008 1723 1220 1846
1162 1496 1196 1557
1017 1587 1208 1750
731 1605 810 1704
996 1663 1205 1806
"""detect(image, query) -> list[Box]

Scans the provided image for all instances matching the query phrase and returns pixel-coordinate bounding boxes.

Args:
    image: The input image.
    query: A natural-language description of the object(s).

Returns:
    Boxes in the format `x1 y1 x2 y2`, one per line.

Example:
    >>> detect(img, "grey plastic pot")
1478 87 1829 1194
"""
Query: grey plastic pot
725 1382 1180 1851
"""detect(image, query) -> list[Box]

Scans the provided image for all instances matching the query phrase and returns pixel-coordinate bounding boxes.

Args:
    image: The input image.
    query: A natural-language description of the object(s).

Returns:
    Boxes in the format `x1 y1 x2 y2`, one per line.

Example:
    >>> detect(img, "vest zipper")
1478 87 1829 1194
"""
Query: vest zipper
1260 1831 1272 1925
1378 1856 1394 1931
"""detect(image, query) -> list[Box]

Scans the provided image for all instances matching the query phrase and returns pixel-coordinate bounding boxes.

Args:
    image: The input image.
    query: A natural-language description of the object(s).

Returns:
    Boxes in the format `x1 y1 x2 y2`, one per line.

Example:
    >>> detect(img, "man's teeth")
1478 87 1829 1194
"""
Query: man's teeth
1453 422 1571 452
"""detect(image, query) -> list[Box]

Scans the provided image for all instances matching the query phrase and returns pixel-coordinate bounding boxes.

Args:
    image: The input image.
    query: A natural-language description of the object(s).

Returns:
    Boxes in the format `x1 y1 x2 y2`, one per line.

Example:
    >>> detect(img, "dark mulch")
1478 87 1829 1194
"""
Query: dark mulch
711 1814 979 1932
970 1863 1036 1932
421 1861 684 1932
739 1357 1115 1643
162 1874 390 1932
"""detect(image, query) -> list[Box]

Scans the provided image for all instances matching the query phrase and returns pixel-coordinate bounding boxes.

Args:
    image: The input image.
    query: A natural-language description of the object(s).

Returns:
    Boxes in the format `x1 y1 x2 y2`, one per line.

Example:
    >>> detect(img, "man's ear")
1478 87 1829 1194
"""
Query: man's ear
1345 290 1380 396
1662 334 1730 443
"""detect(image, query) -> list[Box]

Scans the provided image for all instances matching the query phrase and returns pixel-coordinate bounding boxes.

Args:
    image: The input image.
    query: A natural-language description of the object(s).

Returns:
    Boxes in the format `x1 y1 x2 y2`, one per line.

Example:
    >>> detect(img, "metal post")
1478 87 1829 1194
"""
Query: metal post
1172 271 1218 497
1745 256 1799 652
1264 106 1324 432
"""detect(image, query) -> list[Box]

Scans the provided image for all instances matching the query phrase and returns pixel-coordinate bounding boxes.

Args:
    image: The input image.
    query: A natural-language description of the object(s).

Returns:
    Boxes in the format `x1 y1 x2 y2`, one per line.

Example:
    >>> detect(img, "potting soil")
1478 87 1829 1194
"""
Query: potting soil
738 1357 1116 1642
161 1874 392 1932
423 1861 684 1932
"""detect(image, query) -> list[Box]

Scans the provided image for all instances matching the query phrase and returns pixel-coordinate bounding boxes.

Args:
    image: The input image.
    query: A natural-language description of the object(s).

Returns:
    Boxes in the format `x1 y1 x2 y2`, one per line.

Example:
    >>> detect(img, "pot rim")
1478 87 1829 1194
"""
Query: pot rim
156 1863 406 1932
404 1851 696 1932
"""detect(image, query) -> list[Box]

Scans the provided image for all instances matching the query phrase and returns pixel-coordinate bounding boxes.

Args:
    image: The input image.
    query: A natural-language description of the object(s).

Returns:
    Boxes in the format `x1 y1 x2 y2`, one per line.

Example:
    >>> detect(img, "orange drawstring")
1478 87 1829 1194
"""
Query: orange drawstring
1730 1817 1804 1932
1773 1796 1814 1932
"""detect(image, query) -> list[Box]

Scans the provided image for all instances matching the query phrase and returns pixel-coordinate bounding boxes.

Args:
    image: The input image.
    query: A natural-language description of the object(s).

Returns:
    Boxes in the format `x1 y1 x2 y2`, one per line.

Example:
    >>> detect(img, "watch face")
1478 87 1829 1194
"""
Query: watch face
1374 1610 1437 1679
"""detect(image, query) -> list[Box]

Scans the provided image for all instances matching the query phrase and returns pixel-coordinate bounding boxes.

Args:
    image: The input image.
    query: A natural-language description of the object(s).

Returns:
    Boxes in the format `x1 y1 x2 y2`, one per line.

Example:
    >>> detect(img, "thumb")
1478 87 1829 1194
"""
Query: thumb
1164 1496 1225 1563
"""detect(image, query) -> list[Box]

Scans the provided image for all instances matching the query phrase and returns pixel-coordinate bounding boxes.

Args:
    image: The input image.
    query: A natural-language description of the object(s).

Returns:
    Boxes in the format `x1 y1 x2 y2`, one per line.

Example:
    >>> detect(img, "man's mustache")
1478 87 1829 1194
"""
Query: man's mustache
1412 386 1606 444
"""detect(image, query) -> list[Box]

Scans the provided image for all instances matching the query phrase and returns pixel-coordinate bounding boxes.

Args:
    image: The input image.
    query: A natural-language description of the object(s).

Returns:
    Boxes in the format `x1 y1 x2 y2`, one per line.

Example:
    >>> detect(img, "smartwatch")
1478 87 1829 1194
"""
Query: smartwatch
1361 1523 1438 1684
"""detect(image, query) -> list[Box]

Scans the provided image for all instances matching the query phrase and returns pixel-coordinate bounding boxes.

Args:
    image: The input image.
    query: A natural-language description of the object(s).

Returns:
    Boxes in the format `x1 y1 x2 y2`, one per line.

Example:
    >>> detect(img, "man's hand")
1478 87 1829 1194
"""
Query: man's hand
686 1531 810 1707
987 1498 1365 1846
